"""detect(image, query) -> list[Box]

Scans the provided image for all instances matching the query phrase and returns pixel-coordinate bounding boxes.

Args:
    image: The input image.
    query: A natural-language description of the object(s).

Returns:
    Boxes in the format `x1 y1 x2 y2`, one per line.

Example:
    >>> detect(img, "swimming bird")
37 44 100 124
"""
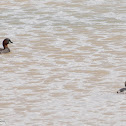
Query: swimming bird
0 38 13 54
117 82 126 93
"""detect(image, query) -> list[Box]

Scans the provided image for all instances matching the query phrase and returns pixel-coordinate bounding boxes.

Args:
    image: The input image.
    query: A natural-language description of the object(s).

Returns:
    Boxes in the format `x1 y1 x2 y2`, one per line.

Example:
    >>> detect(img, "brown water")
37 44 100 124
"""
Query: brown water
0 0 126 126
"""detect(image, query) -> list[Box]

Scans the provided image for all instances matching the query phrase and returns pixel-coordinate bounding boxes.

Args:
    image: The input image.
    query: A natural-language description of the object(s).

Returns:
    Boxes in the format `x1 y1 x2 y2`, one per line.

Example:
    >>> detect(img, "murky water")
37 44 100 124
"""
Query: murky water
0 0 126 126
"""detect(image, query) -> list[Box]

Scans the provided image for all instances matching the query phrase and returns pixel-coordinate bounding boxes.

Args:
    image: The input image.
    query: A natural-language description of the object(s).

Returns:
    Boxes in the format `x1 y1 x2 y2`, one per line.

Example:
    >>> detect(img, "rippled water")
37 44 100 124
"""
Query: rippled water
0 0 126 126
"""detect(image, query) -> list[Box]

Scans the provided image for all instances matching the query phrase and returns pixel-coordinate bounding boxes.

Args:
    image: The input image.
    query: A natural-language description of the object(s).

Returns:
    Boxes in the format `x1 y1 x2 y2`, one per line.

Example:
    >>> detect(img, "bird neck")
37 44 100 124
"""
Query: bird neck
3 44 8 49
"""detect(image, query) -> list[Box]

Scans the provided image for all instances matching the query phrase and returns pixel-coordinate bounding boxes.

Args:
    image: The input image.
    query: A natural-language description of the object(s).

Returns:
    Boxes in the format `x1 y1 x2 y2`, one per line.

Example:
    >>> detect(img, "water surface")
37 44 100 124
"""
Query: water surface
0 0 126 126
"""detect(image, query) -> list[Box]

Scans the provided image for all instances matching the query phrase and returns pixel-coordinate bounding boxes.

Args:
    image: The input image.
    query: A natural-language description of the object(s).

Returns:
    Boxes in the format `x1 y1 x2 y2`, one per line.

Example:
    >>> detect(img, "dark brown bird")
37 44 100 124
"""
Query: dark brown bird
0 38 13 54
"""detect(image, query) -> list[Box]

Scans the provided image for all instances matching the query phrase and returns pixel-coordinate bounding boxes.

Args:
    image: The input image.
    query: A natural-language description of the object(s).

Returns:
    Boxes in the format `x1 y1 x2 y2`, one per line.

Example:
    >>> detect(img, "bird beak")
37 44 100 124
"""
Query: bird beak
9 40 13 43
